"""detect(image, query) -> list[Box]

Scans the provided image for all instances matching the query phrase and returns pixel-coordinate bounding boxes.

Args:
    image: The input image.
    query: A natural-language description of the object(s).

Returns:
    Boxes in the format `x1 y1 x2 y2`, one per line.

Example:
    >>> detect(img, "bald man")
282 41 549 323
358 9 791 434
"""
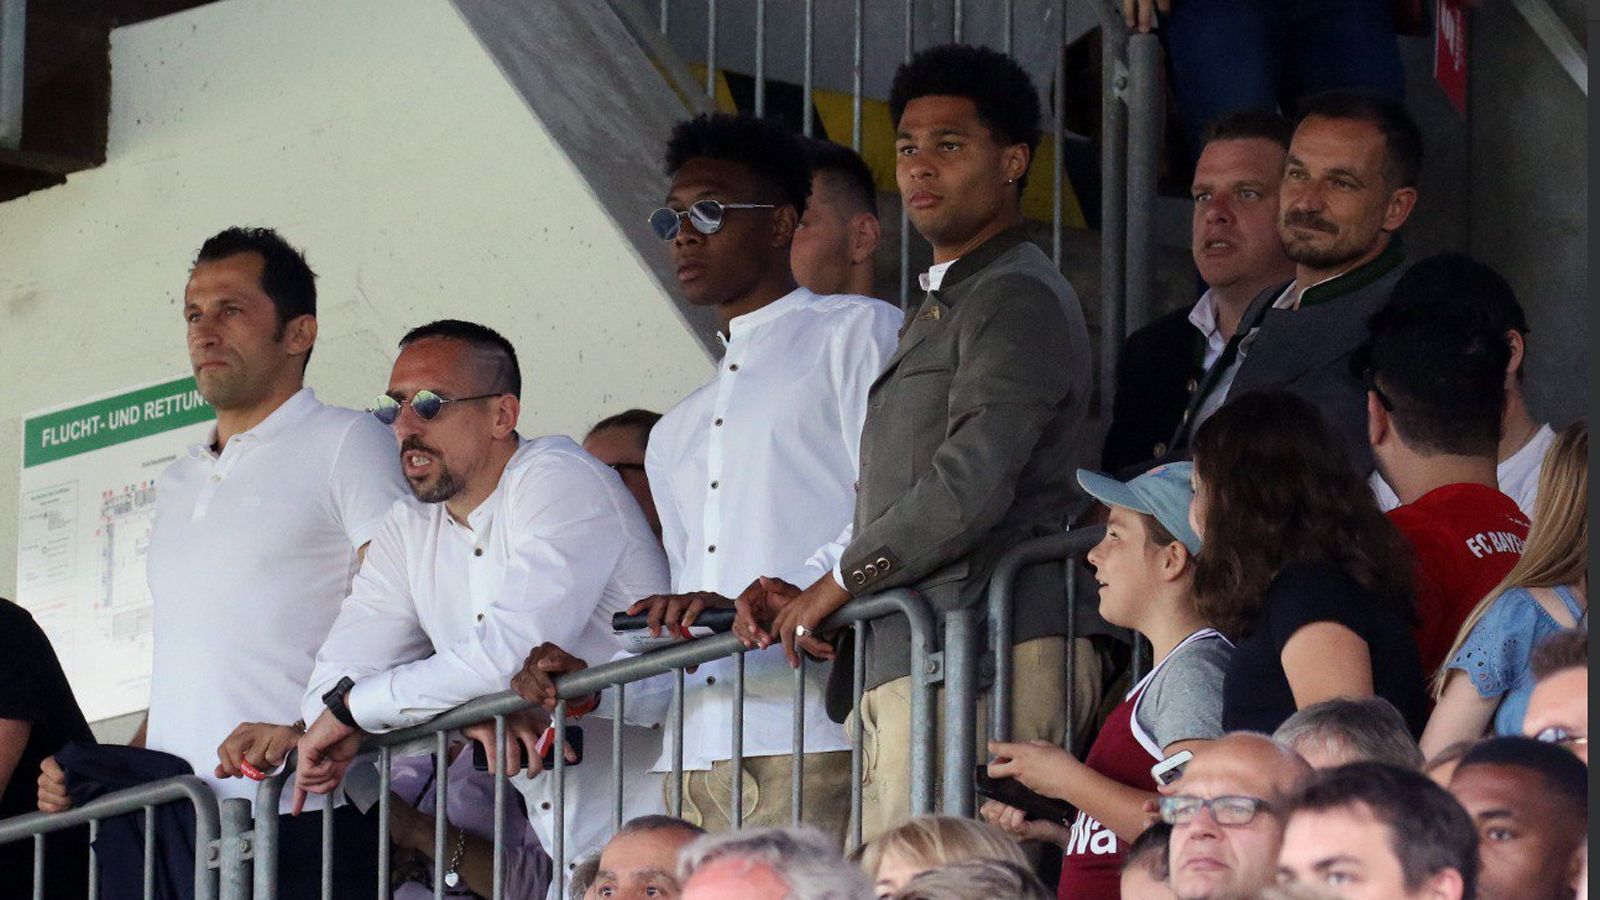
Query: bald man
1160 733 1312 900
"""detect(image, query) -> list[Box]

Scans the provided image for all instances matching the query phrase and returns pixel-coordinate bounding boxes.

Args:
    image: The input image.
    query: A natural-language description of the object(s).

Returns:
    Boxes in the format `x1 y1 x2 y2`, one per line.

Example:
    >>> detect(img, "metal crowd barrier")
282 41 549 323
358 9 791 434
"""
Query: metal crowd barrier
0 775 225 900
242 587 937 900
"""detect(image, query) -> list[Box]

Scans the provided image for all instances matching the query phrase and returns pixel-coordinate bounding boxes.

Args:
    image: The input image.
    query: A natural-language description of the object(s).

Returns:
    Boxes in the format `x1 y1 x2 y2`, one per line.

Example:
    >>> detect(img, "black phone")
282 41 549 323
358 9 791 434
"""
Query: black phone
470 724 585 771
974 764 1076 823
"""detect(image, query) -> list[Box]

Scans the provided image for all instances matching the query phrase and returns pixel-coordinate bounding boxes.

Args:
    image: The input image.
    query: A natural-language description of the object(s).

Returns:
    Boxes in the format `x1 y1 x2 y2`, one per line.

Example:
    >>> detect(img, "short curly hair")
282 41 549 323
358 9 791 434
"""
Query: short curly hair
664 113 810 216
889 44 1042 189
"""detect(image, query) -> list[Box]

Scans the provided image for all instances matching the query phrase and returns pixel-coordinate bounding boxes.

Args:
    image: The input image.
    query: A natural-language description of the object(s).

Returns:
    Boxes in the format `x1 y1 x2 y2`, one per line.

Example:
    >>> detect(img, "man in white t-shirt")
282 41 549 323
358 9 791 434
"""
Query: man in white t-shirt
293 320 670 889
36 227 408 894
1367 254 1555 518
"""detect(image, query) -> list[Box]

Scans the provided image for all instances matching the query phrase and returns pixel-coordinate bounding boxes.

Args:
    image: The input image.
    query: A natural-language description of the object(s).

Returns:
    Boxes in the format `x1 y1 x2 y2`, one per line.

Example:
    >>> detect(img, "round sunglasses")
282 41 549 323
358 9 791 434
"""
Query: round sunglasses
648 199 776 240
369 390 502 425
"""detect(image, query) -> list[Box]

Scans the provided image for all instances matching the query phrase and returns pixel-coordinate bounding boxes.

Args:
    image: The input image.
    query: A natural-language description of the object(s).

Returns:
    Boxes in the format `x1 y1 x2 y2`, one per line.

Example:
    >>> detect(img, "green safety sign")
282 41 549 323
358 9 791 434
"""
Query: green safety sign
23 376 215 468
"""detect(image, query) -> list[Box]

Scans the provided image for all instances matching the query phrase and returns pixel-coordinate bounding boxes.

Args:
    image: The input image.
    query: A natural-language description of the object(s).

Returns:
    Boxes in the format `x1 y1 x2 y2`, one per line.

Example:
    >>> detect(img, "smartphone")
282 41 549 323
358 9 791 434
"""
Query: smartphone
470 724 585 772
1150 749 1193 786
973 764 1076 823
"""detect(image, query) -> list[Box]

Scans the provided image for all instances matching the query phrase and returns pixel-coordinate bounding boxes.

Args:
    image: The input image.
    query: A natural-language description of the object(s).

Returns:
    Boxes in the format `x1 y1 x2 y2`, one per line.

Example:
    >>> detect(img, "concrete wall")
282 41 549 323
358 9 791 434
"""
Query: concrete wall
0 0 715 602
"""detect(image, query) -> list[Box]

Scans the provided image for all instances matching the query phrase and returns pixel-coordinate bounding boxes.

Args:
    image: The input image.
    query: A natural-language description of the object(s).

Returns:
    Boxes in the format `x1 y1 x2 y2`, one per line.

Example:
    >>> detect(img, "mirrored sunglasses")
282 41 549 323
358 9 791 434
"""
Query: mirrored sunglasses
369 390 502 425
648 199 776 240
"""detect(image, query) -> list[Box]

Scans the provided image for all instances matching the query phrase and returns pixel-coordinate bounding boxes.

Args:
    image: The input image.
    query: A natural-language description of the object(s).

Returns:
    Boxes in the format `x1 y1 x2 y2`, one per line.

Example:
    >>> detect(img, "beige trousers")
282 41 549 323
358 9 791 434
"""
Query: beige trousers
669 750 854 843
852 636 1102 842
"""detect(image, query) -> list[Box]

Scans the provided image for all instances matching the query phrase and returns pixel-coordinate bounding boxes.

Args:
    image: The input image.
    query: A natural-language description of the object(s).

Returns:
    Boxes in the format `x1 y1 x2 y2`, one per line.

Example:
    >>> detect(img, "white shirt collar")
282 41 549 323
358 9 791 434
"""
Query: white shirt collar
724 287 813 341
1187 290 1220 339
919 259 960 292
191 386 318 458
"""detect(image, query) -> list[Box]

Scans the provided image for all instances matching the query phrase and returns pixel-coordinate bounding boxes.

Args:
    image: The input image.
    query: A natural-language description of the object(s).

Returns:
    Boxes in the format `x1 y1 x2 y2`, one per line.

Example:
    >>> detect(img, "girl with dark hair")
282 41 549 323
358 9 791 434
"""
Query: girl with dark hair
1190 391 1428 734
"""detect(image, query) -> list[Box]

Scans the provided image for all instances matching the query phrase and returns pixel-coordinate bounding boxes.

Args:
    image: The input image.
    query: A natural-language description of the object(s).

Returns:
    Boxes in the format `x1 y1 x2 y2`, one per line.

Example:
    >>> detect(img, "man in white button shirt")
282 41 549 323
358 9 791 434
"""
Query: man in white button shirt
36 227 409 894
515 114 900 841
293 319 670 884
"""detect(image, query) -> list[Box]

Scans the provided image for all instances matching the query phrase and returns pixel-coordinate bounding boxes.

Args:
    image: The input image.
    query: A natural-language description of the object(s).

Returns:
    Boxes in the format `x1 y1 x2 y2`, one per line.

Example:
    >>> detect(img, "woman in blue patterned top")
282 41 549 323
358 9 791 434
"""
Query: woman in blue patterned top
1420 421 1587 760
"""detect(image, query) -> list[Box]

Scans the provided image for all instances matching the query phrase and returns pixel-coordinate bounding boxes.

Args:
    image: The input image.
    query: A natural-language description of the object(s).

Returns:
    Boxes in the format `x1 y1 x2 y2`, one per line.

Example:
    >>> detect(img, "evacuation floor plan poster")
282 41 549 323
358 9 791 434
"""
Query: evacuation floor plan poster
16 376 215 722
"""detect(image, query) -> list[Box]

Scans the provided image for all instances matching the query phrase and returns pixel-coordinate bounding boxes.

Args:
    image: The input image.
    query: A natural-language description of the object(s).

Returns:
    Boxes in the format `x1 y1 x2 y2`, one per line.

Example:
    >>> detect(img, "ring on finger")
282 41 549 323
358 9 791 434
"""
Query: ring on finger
795 624 811 638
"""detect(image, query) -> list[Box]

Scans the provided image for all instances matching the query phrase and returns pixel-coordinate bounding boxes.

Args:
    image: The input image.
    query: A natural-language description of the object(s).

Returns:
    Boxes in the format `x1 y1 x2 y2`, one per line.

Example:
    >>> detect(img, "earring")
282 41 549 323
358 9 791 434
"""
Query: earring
1006 177 1015 184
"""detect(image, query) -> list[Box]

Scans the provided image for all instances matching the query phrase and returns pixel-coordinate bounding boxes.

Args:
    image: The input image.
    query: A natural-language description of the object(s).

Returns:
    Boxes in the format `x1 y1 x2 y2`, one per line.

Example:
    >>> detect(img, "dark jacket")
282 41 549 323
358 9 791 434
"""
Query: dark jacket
57 742 197 900
1101 305 1206 474
826 226 1093 718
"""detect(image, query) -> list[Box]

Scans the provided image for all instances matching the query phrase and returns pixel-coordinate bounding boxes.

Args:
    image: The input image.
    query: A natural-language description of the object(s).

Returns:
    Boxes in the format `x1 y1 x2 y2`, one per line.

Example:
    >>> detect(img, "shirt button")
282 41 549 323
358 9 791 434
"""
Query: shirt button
474 548 484 557
710 481 719 489
540 801 551 810
714 418 724 427
707 545 716 553
728 364 739 372
706 676 716 685
476 614 485 623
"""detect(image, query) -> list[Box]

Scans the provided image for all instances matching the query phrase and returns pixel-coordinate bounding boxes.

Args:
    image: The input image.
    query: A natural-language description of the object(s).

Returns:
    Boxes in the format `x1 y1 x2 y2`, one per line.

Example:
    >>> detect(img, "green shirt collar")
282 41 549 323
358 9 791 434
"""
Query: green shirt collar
1298 239 1405 308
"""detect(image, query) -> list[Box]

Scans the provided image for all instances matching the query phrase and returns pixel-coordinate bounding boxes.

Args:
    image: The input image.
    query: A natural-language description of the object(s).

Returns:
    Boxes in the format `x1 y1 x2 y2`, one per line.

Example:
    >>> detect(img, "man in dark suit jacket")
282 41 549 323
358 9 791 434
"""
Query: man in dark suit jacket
738 45 1094 838
1171 90 1424 475
1102 111 1296 474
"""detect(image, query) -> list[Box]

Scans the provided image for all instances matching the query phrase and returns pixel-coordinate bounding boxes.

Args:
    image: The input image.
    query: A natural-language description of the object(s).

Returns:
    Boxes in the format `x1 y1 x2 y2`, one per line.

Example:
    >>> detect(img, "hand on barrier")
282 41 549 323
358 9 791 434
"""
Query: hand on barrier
1121 0 1168 33
985 739 1077 799
732 576 799 650
215 721 302 780
980 799 1072 847
290 710 364 815
625 591 732 637
37 755 72 814
772 576 851 667
510 642 594 713
461 708 576 777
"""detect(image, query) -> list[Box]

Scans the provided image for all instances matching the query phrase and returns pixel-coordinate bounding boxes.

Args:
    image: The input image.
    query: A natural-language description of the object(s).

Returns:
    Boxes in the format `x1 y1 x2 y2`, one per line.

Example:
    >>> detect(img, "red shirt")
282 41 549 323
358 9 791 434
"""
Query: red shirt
1388 483 1529 675
1056 686 1154 900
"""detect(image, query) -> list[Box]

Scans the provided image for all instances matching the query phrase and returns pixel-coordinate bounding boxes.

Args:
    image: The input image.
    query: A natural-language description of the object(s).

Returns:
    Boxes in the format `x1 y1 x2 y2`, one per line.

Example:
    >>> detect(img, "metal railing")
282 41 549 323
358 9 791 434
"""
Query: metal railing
621 0 1162 413
242 587 937 900
0 775 224 900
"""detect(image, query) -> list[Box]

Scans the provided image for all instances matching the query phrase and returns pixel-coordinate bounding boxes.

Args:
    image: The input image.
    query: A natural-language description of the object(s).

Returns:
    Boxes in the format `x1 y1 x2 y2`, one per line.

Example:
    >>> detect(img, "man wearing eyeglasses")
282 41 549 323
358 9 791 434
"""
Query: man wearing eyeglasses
292 319 672 888
1159 732 1311 900
36 228 409 894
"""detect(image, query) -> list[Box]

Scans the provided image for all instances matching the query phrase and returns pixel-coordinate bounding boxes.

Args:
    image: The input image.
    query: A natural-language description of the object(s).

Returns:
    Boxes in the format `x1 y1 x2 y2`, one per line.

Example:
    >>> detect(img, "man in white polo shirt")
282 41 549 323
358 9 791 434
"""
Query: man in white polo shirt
36 227 408 893
293 320 670 889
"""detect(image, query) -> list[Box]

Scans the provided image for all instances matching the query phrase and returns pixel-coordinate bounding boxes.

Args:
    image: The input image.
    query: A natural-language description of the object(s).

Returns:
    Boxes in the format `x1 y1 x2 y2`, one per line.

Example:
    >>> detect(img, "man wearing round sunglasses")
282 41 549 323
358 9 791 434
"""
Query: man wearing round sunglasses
293 319 672 885
1160 732 1311 900
517 113 901 841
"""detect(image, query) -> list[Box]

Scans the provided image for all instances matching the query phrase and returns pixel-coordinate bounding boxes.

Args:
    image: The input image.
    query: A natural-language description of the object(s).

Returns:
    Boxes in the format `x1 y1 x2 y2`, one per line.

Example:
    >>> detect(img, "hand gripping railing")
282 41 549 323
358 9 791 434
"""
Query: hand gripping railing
983 525 1109 750
252 587 937 900
0 775 225 900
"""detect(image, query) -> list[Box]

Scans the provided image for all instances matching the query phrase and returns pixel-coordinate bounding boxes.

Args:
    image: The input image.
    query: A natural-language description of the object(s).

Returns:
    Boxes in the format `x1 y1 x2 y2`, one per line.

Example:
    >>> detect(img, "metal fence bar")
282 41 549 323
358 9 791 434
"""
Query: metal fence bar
790 657 806 825
801 0 815 137
659 0 668 33
670 668 686 817
1051 0 1066 265
32 835 42 900
942 607 979 816
704 0 717 99
218 798 251 900
553 700 569 900
952 0 962 41
985 528 1107 743
1002 0 1013 54
432 730 448 899
1098 25 1128 418
1063 558 1079 752
320 794 334 900
732 650 746 827
0 0 24 151
378 746 391 900
753 0 766 116
493 716 507 900
1124 32 1160 336
851 0 863 150
1509 0 1588 94
899 0 914 308
143 806 156 900
611 688 626 831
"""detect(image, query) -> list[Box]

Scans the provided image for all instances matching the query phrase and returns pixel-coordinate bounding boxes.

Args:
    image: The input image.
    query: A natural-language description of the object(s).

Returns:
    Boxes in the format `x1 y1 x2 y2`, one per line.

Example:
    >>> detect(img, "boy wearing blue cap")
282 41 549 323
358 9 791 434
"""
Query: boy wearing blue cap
980 462 1232 900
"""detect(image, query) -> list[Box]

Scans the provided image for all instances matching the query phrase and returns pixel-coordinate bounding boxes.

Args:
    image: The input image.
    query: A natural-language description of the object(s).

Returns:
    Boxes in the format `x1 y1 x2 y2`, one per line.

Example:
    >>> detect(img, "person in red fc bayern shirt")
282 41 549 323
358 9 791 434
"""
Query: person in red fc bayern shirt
1362 255 1530 675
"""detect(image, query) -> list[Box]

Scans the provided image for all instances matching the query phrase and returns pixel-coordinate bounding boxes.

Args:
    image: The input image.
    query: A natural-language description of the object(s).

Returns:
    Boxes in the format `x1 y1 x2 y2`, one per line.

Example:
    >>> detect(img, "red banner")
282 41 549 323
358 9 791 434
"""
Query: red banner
1435 0 1469 115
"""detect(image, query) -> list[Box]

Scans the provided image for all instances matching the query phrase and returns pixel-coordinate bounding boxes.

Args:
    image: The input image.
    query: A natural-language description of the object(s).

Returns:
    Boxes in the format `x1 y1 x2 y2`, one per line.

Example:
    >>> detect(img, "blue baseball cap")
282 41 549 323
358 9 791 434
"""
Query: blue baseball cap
1076 462 1202 555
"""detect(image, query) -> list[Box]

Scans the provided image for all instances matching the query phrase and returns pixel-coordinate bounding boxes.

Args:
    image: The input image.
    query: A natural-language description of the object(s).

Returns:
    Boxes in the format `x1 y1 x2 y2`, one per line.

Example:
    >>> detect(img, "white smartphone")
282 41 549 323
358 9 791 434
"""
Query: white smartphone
1150 749 1194 786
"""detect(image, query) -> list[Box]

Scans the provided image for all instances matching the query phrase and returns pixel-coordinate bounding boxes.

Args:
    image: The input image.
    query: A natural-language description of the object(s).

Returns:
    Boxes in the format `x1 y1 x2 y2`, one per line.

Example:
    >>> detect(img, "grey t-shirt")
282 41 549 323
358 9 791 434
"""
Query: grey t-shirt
1133 632 1232 753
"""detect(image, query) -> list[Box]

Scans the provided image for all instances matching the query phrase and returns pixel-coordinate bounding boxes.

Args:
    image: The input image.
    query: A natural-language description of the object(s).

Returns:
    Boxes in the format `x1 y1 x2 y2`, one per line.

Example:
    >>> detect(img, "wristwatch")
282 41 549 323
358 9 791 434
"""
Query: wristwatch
321 676 358 729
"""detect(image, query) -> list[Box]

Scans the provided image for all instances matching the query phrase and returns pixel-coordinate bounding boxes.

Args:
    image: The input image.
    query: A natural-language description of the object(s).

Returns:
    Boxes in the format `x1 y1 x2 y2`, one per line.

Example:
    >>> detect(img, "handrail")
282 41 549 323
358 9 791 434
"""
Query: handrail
984 527 1106 744
0 774 223 900
1509 0 1587 95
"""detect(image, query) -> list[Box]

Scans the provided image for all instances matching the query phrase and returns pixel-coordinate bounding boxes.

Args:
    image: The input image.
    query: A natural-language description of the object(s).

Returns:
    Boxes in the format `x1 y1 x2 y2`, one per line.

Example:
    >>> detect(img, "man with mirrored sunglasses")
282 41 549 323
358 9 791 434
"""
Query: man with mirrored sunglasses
1160 732 1312 900
512 112 901 841
293 319 672 893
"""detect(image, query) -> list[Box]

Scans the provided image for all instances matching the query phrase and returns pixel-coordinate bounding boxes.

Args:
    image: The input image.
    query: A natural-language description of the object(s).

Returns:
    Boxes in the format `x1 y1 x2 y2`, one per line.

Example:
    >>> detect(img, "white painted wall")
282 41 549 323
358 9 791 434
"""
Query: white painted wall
0 0 715 606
